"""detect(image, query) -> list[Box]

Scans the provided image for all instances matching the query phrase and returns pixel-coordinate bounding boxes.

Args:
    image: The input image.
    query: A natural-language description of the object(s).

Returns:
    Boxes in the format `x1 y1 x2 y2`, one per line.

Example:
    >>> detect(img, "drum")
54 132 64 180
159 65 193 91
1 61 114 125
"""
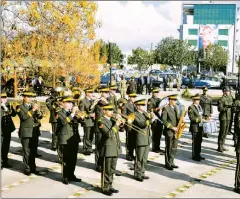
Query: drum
203 120 218 135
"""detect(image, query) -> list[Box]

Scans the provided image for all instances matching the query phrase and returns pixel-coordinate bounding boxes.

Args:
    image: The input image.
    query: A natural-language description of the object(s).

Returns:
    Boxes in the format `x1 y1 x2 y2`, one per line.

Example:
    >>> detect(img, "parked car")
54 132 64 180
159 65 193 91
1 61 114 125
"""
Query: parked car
220 76 238 90
193 79 211 88
198 76 221 88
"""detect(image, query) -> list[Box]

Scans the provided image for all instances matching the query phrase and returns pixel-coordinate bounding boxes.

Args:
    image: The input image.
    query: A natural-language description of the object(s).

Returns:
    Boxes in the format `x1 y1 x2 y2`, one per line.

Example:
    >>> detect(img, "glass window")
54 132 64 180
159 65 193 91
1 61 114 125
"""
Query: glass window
193 4 236 24
188 40 198 46
188 29 198 35
218 40 228 47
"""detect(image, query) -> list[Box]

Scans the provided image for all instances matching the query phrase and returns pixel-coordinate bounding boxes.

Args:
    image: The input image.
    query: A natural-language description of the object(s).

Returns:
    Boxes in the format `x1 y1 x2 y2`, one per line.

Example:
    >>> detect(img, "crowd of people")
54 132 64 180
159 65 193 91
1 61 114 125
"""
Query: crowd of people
1 83 240 195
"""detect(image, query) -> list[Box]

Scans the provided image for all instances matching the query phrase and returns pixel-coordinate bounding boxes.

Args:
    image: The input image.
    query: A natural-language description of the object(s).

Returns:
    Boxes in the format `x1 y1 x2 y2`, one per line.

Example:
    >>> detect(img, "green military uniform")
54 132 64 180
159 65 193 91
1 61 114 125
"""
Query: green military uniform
79 88 95 155
56 96 81 184
92 86 110 171
218 87 232 152
188 94 204 161
233 99 240 147
147 88 163 152
228 93 235 134
17 91 40 175
97 104 122 195
122 93 137 160
107 90 118 114
1 93 16 168
127 77 137 94
200 86 213 138
161 94 180 170
133 99 152 181
46 95 58 150
233 99 240 193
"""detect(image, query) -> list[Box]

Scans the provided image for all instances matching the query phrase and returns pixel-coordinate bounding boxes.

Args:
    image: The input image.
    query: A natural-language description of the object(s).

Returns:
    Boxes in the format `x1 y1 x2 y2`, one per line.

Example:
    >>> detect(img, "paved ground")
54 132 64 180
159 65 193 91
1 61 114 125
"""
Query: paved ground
2 93 239 198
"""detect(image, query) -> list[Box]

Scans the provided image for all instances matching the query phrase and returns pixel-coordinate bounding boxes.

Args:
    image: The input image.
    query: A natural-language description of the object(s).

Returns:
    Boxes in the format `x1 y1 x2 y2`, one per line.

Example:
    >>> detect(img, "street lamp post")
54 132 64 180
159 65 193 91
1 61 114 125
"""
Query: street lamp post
109 38 113 86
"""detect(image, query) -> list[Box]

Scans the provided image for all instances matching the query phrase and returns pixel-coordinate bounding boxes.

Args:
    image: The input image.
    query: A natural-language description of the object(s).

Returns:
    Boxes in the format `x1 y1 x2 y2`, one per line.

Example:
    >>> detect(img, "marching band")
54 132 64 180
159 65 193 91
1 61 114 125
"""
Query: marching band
1 84 240 195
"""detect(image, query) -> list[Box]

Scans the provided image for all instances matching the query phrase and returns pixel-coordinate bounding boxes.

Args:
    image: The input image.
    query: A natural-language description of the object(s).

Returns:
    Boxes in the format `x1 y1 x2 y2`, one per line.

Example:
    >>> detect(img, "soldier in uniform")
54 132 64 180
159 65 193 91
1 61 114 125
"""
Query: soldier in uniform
188 94 206 161
17 91 41 175
108 85 118 113
228 88 235 135
132 99 152 182
1 92 16 169
127 76 137 94
200 86 213 138
97 103 122 196
161 94 180 170
119 75 127 99
56 96 82 185
122 92 137 161
79 88 95 155
90 86 109 172
218 86 232 152
46 89 59 151
233 96 240 194
147 87 164 153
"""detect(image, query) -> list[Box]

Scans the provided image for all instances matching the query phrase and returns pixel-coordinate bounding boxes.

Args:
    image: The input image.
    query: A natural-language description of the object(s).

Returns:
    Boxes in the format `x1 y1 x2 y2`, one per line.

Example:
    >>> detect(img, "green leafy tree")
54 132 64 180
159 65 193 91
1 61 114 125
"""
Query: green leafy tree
127 47 152 70
201 44 228 72
154 37 196 71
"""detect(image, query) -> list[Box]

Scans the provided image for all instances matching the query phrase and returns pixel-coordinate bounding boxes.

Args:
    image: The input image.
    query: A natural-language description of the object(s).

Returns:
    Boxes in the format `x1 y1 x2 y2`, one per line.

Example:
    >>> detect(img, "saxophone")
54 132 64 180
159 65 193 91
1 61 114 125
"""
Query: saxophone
175 107 187 139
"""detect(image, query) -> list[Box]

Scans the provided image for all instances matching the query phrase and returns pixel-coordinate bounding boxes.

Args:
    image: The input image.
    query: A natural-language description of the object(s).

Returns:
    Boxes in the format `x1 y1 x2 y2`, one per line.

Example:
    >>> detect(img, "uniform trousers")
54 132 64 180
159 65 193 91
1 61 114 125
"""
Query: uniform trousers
218 120 230 150
151 119 163 150
2 133 11 164
165 132 178 167
83 126 94 153
192 130 203 159
134 145 149 178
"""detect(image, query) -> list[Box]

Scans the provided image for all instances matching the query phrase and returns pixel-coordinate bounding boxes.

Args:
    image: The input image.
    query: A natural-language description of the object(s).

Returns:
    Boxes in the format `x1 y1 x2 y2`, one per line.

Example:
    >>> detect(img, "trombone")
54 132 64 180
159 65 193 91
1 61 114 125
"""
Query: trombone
111 113 147 136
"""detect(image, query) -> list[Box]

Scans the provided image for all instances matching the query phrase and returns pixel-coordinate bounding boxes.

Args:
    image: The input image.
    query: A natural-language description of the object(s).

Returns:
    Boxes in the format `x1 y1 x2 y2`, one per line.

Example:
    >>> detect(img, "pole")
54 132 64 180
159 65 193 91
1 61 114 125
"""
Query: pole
109 42 112 86
14 67 17 98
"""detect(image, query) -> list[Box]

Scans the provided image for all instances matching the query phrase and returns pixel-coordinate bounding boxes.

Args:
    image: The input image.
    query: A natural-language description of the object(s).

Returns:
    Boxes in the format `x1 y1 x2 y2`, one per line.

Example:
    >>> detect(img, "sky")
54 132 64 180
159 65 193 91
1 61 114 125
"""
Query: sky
95 1 240 54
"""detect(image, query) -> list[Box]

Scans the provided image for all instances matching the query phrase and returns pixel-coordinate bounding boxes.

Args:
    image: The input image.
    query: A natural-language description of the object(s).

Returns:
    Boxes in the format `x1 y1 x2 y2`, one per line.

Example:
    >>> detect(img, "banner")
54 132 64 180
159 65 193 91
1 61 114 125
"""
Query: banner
199 25 218 49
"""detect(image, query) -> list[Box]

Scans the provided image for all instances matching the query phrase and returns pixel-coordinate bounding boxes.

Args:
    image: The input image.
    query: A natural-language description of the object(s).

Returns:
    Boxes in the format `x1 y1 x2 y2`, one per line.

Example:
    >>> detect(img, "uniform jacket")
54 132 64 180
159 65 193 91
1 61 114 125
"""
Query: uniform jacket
218 94 232 121
127 81 137 94
97 116 122 157
161 105 180 136
17 103 35 138
132 111 152 146
122 101 136 131
233 99 240 154
56 109 81 145
107 94 118 113
79 97 94 127
120 80 127 90
1 102 16 135
46 96 57 123
200 94 213 117
188 104 203 133
147 97 161 120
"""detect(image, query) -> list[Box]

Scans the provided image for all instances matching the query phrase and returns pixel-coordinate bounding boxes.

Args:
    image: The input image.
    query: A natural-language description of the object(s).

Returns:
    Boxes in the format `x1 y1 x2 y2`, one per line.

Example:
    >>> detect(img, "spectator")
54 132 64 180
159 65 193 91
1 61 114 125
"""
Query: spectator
36 76 44 96
169 75 174 91
137 75 145 94
145 74 152 95
127 76 137 94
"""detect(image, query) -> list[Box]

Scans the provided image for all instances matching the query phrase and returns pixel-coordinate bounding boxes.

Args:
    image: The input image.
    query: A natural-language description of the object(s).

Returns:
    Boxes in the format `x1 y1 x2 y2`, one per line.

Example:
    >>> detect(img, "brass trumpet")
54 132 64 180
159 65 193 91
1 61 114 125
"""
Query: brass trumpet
112 113 147 136
75 110 88 119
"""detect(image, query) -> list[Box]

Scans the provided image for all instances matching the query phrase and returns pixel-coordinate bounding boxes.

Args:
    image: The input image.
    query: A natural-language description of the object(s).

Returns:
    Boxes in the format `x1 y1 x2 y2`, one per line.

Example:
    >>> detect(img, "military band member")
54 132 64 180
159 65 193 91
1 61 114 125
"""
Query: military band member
233 96 240 194
147 87 164 153
56 96 82 185
97 103 122 196
91 86 109 172
1 93 16 169
228 88 235 135
79 88 95 155
108 85 118 113
200 86 213 138
117 98 127 132
188 94 206 161
122 92 137 161
46 89 59 151
17 91 41 175
218 86 232 152
161 94 180 170
133 99 152 182
233 95 240 148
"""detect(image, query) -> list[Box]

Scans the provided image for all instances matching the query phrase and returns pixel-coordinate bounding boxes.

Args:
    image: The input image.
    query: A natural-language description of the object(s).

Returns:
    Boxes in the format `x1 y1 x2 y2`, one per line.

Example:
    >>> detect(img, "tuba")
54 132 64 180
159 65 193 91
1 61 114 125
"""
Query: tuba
175 107 187 139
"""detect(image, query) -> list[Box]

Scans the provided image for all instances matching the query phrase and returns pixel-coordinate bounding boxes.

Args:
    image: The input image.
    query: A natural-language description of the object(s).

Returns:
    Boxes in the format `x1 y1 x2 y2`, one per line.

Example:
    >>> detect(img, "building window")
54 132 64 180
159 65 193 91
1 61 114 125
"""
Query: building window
188 40 198 46
193 4 236 24
219 29 229 35
188 29 198 35
218 40 228 47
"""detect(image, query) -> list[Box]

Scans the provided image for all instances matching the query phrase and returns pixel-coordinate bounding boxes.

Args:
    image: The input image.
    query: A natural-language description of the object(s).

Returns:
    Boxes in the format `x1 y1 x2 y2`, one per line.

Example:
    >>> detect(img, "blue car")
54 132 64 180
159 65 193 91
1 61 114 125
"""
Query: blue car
193 79 211 88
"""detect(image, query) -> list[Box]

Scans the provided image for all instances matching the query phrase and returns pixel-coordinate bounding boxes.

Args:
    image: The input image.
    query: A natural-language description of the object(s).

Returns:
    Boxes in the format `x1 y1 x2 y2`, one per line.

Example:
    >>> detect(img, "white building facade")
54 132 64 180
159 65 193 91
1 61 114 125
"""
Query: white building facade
180 1 240 74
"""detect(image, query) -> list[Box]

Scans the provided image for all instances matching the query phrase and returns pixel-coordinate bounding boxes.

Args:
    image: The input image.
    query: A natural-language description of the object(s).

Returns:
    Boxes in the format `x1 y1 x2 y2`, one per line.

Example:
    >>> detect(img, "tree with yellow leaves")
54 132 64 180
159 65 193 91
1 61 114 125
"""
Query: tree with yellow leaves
1 1 102 89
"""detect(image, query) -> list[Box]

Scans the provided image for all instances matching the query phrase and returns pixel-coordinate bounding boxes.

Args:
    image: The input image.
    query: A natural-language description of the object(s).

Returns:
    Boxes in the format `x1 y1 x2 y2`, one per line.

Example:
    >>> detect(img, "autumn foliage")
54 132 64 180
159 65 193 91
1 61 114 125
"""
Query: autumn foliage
1 1 102 88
